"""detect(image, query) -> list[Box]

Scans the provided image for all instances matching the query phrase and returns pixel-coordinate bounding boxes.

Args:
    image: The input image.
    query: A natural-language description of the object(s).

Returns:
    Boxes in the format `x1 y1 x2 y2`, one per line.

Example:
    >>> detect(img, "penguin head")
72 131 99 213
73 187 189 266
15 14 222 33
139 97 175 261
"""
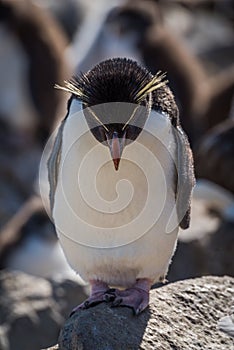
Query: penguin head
105 1 162 43
57 58 169 170
0 0 68 147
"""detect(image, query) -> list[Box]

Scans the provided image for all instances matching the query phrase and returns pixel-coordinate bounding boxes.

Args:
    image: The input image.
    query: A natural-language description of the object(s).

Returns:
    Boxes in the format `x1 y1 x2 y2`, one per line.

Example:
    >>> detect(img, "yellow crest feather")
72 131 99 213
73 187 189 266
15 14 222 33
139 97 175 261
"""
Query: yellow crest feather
54 80 87 101
135 71 168 103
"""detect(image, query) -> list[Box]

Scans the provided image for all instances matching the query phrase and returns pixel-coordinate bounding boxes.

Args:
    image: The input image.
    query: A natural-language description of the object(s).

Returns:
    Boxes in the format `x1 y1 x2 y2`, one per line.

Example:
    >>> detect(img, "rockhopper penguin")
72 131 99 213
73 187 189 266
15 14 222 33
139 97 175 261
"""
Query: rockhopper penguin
48 58 195 314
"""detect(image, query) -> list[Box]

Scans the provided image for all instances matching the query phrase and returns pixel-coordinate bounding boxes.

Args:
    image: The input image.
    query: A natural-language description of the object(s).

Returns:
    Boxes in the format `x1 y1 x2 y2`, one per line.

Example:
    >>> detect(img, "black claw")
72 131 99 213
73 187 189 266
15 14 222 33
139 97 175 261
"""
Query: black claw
69 307 83 317
106 288 116 294
111 298 123 307
84 300 90 308
104 293 116 302
134 308 140 315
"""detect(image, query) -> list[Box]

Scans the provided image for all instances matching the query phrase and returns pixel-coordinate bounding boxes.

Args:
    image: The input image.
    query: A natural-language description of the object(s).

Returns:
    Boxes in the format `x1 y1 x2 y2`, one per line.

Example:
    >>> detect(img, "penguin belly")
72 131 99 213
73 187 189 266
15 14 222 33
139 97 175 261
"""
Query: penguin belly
57 223 178 288
53 109 179 287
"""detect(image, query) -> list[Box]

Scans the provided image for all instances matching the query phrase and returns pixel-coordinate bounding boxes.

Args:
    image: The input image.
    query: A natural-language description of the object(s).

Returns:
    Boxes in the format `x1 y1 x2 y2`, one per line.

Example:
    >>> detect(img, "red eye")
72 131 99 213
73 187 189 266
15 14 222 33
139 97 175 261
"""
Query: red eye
125 125 142 145
98 126 107 141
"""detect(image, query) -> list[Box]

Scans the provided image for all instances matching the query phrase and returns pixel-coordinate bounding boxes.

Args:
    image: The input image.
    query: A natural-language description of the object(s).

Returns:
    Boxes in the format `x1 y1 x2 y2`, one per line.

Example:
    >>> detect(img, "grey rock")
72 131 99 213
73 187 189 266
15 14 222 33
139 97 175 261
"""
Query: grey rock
218 306 234 338
0 270 87 350
169 219 234 282
168 187 234 282
54 276 234 350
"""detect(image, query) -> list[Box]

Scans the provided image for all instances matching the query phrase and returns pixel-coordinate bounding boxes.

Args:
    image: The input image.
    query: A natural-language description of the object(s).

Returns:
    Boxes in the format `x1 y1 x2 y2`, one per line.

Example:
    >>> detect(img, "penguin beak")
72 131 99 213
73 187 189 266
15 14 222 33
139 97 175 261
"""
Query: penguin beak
106 131 126 171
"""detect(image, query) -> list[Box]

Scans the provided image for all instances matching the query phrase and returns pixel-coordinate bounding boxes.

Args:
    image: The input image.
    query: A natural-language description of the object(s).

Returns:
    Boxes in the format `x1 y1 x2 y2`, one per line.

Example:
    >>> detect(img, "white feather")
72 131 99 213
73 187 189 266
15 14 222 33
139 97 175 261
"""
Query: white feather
53 100 179 287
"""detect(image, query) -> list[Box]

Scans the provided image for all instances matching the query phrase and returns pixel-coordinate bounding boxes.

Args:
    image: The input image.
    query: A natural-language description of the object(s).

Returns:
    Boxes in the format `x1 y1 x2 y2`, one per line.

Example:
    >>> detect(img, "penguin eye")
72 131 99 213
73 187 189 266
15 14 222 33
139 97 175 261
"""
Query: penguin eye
125 125 142 145
98 126 108 143
89 125 108 145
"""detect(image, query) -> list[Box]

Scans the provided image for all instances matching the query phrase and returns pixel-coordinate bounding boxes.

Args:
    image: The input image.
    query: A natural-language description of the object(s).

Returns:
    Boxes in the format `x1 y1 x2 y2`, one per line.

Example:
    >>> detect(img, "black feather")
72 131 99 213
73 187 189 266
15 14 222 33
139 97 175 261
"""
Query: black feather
72 58 152 105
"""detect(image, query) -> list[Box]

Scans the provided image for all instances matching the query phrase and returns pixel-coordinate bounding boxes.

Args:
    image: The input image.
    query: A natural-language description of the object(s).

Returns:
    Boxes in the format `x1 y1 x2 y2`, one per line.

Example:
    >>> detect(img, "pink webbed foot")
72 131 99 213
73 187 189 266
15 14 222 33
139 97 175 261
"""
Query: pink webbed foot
111 279 151 315
70 280 115 315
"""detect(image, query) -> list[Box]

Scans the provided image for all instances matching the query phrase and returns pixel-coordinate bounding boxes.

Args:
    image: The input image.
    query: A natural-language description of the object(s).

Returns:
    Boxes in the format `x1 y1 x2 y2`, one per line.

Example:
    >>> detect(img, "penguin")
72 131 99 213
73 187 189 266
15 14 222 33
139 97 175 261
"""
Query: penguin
32 0 84 44
0 195 74 278
0 0 69 229
76 0 208 143
201 67 234 133
193 91 234 224
0 0 68 146
195 118 234 196
48 58 195 314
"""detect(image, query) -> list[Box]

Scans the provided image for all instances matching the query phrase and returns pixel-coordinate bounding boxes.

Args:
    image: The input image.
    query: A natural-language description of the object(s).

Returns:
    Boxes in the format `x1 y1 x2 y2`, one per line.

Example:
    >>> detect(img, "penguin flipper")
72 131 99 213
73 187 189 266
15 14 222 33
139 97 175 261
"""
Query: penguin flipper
47 119 66 212
174 126 195 229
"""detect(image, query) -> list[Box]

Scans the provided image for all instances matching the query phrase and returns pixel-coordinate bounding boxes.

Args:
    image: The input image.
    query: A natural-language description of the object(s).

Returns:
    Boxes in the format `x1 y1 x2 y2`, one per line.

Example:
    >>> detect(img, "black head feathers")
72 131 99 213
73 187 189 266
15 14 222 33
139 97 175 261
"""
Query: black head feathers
56 58 179 126
56 58 167 106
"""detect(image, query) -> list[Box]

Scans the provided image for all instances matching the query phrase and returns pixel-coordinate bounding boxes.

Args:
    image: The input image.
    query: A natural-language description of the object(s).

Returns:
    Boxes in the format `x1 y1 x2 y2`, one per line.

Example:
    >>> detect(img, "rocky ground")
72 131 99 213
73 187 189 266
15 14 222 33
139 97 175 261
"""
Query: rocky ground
47 276 234 350
169 217 234 282
0 270 88 350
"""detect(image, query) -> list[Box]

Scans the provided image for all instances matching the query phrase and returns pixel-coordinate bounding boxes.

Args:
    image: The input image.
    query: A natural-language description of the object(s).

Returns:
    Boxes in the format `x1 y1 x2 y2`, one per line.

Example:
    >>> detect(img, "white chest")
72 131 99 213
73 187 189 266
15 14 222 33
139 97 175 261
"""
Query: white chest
53 102 179 285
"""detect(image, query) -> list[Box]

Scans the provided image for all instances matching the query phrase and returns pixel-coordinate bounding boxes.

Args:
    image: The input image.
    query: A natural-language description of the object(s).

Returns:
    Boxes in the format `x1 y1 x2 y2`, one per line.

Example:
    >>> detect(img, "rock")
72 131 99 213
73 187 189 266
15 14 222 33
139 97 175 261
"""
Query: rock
168 181 234 282
0 270 88 350
54 276 234 350
168 219 234 282
218 306 234 338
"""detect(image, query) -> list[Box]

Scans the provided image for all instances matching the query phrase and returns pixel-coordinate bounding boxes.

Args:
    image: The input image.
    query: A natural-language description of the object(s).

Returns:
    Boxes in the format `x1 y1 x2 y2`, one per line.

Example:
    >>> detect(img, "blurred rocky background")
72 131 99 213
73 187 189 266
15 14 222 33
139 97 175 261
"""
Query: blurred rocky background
0 0 233 349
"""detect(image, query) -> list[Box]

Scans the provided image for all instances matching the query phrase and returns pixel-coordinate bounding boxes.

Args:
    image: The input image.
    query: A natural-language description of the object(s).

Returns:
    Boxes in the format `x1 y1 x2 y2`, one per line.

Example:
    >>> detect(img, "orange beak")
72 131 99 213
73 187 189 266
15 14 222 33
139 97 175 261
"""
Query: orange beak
106 131 126 171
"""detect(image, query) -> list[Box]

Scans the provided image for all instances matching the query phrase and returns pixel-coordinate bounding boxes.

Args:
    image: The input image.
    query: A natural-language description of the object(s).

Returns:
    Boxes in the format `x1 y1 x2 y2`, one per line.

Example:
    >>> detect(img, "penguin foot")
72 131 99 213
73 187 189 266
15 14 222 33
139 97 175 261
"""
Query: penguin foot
70 291 115 315
70 280 115 315
111 278 151 315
